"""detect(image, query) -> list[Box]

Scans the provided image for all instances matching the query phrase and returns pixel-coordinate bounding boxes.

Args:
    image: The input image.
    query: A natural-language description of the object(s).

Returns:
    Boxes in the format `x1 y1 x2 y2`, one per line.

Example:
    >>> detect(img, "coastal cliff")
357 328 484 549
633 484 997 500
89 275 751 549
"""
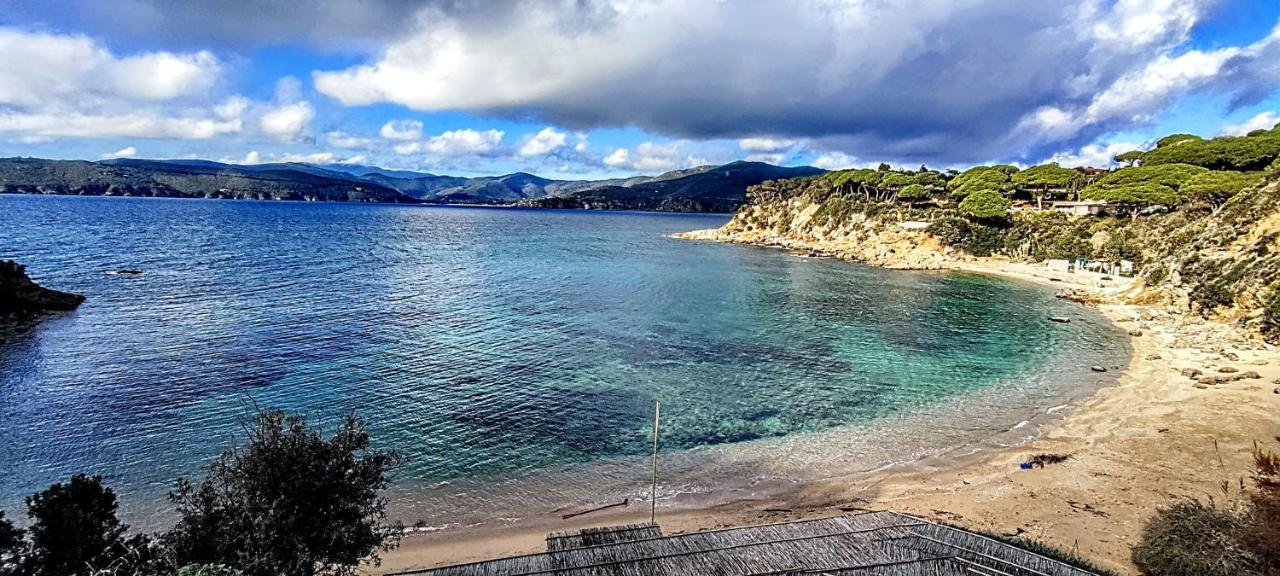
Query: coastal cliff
679 159 1280 341
677 197 959 269
0 260 85 317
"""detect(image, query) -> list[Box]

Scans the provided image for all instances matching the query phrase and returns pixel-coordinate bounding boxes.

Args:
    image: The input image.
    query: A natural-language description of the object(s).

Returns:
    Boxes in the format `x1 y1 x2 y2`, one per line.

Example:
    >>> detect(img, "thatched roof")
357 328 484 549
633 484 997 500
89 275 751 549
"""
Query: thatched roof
394 511 1096 576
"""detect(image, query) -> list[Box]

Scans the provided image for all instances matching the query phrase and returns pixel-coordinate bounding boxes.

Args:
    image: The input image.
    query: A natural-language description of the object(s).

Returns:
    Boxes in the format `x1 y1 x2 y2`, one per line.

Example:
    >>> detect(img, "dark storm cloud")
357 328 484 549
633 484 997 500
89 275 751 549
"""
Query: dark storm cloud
310 0 1280 163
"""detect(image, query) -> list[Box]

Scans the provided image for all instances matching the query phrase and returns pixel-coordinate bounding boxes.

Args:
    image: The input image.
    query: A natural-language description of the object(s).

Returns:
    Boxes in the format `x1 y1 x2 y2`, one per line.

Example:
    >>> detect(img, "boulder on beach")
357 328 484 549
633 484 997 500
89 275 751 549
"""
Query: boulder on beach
0 260 85 317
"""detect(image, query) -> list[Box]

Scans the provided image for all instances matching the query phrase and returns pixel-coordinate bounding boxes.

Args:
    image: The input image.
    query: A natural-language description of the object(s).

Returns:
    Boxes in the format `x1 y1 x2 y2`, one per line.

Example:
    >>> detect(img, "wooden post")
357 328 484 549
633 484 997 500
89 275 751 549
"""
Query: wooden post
650 400 661 525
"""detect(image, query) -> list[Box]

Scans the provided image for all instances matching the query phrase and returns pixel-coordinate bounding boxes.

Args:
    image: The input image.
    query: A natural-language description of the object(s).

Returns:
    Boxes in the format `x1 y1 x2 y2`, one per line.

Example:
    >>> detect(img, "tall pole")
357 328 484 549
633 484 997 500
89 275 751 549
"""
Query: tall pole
650 400 661 525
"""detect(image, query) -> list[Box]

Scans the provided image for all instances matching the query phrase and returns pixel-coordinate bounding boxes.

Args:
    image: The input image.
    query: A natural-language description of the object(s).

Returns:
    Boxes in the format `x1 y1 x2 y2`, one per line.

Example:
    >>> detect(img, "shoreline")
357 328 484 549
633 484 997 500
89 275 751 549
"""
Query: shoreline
375 229 1280 576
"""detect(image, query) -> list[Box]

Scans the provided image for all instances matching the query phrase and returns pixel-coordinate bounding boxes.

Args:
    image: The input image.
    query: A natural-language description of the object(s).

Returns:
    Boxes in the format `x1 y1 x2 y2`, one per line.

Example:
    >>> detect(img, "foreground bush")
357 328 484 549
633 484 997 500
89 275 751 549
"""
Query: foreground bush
1132 499 1258 576
1246 447 1280 575
0 409 403 576
165 409 403 576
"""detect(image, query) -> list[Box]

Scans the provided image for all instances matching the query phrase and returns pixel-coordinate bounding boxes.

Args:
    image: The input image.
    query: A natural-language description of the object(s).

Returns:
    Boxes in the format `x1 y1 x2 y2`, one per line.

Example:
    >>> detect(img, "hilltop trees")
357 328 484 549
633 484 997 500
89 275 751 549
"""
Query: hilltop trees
1012 163 1082 207
1081 164 1210 211
825 169 945 203
1181 171 1263 210
1141 131 1280 171
958 189 1011 219
1115 150 1143 167
947 165 1018 198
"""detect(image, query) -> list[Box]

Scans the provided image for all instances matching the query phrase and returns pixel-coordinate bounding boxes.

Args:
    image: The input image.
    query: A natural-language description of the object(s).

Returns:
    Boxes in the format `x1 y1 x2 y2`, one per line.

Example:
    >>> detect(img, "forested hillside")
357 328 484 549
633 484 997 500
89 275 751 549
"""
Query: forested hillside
0 158 413 203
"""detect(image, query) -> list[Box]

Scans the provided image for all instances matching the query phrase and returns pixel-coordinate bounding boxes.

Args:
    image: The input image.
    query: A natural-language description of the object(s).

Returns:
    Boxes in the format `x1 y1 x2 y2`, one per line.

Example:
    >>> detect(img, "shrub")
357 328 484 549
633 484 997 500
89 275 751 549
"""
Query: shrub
977 531 1118 576
1132 499 1258 576
1246 447 1280 574
165 410 404 576
23 474 128 576
948 165 1018 198
925 216 1003 256
958 189 1012 219
1263 283 1280 340
1142 133 1280 171
0 511 21 576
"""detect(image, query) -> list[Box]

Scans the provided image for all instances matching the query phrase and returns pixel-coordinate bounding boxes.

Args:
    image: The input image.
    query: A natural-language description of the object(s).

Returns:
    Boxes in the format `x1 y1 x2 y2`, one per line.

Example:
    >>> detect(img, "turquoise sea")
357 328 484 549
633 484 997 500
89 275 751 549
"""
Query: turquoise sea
0 195 1128 529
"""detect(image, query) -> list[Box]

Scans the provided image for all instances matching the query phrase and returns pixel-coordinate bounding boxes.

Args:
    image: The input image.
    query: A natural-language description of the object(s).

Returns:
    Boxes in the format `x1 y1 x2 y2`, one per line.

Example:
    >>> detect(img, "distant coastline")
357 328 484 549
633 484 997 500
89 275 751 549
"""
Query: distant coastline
0 156 821 213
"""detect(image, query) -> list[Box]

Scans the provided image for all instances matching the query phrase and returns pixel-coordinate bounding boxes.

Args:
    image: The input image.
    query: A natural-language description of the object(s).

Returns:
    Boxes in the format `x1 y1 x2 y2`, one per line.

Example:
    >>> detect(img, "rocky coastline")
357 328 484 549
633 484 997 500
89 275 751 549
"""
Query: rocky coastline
0 260 85 317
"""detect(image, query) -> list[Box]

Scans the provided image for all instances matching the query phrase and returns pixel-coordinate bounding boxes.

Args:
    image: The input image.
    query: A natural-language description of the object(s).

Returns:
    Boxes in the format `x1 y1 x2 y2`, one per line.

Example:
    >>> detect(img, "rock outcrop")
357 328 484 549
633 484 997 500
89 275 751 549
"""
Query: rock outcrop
676 197 959 270
0 260 84 317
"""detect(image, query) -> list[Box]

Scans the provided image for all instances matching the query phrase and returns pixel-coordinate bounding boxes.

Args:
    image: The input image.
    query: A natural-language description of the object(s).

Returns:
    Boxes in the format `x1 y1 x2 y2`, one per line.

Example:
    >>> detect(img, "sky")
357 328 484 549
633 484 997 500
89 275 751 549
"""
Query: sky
2 0 1280 179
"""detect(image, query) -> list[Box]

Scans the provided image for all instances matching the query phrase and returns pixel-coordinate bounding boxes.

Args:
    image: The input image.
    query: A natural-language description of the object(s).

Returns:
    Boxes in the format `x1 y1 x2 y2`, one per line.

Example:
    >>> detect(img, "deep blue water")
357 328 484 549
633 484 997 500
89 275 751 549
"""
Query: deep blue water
0 195 1128 527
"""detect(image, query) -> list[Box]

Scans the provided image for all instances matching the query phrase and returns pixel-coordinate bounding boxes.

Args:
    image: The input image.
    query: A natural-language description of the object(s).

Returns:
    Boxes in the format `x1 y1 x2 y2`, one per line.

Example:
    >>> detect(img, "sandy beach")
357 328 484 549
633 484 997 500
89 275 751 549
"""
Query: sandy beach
374 240 1280 576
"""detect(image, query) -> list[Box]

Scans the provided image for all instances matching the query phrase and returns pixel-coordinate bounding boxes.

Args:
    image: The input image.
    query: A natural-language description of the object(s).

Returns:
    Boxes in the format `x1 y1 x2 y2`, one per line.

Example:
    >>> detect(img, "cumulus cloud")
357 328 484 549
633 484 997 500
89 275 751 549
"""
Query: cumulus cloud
0 27 219 106
739 137 796 152
518 127 568 157
260 101 315 142
602 148 629 168
418 129 504 156
0 111 242 139
379 119 423 141
312 0 1280 164
0 27 242 141
810 152 861 170
226 150 366 165
745 153 786 164
1044 140 1144 168
599 141 707 172
326 131 373 149
1220 111 1279 135
99 146 137 159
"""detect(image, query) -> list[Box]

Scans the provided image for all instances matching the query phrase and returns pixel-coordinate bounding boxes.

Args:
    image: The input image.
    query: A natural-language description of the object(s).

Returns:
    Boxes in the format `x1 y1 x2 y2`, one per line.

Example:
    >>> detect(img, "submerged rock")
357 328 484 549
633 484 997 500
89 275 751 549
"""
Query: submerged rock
1181 368 1202 379
0 260 85 317
1091 365 1107 372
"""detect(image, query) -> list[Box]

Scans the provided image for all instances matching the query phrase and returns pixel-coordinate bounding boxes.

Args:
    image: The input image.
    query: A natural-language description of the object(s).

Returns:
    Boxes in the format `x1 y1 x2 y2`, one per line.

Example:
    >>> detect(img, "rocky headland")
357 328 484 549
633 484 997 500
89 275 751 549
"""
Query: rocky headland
0 260 85 317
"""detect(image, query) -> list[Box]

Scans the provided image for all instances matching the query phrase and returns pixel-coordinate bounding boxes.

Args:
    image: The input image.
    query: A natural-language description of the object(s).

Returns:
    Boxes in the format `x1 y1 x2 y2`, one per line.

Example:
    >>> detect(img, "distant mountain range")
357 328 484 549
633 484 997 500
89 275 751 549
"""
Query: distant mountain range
0 157 824 213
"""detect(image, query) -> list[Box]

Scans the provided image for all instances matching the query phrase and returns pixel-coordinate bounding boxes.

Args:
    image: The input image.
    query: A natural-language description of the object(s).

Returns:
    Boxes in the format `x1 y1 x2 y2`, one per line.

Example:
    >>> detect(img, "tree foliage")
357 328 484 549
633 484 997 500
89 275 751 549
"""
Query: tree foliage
1246 447 1280 575
165 410 403 576
0 512 21 576
1180 171 1263 209
958 189 1011 219
1142 132 1280 171
825 169 944 202
947 165 1018 198
1081 164 1209 207
1155 133 1203 148
1132 499 1258 576
1114 150 1143 166
23 474 128 576
1012 163 1079 189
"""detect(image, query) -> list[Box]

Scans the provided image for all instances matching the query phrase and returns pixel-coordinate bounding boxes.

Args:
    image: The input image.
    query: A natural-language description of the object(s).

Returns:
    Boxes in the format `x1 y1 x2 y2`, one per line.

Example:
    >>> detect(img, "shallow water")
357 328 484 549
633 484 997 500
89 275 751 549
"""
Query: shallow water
0 195 1129 528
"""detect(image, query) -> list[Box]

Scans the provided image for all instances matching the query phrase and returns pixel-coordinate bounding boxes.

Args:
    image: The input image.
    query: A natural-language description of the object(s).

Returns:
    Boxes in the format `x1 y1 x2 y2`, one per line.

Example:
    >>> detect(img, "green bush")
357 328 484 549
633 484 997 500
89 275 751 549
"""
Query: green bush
958 189 1012 219
1142 133 1280 171
925 217 1002 256
948 165 1017 198
1245 447 1280 575
1264 283 1280 339
1132 499 1258 576
977 531 1118 576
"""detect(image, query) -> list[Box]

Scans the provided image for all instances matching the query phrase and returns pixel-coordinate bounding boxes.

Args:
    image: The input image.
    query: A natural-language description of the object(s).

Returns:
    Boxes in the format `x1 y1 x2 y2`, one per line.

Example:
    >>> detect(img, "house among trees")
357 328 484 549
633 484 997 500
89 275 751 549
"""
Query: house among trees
1048 199 1109 216
396 511 1100 576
